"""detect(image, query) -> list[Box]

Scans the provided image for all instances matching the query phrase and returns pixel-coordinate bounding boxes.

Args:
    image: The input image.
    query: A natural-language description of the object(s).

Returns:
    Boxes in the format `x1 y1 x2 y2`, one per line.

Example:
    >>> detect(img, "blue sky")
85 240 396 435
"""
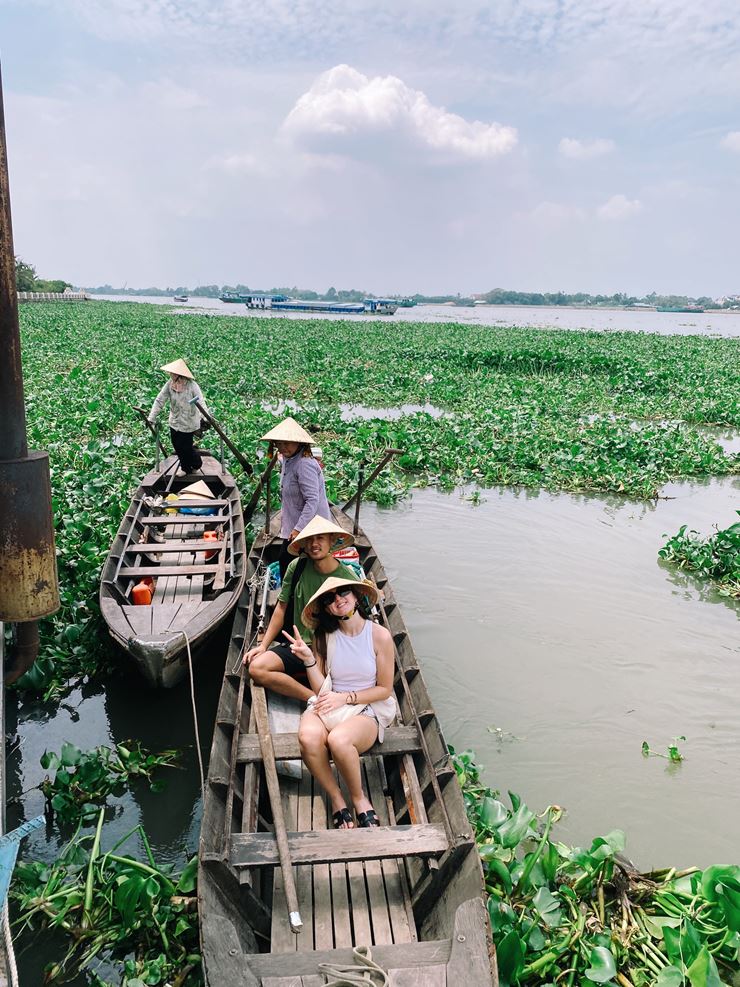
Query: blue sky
2 0 740 295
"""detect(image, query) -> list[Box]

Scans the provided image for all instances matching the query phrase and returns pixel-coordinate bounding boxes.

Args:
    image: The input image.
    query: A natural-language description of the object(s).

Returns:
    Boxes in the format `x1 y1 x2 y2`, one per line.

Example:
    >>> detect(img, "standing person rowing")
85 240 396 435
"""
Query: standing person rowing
244 516 357 702
147 358 210 477
260 417 331 578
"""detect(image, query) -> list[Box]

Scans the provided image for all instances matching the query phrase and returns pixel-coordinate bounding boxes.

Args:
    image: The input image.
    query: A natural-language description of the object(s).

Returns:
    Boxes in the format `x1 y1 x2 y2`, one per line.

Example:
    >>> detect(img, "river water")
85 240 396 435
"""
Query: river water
92 294 740 338
8 303 740 979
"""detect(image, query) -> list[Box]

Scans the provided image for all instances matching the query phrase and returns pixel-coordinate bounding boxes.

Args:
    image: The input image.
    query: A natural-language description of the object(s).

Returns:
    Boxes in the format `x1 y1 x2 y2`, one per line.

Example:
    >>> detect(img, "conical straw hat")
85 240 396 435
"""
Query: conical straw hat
261 417 314 445
179 480 214 499
288 515 355 556
301 576 377 630
161 358 194 379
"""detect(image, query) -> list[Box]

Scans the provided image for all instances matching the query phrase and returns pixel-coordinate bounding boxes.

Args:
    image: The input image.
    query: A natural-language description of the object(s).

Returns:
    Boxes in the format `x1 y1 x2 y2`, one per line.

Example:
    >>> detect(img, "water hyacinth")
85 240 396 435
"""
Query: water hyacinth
451 748 740 987
16 301 739 699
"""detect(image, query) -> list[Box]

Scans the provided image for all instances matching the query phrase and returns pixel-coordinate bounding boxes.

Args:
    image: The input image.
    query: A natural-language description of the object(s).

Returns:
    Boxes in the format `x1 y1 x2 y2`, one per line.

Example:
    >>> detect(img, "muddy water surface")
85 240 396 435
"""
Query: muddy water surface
361 478 739 869
7 476 739 979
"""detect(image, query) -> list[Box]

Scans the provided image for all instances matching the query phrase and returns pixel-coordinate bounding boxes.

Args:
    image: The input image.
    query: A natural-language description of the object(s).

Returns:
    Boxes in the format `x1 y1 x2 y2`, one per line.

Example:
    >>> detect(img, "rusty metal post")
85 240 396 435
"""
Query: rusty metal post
0 62 60 624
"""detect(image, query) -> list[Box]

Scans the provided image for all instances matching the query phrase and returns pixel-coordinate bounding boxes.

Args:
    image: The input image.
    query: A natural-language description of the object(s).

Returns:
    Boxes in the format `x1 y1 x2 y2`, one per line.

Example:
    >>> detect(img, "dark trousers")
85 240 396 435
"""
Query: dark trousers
278 539 293 580
170 428 203 472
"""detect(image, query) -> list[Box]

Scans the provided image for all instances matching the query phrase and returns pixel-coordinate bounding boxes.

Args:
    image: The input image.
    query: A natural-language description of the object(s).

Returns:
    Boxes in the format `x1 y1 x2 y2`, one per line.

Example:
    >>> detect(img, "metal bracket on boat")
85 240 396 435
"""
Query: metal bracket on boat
342 448 404 534
190 400 254 477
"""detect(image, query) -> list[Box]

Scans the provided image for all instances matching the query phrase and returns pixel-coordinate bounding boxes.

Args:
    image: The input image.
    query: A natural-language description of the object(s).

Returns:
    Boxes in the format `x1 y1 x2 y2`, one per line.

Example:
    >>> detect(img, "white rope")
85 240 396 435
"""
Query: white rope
182 632 205 802
3 904 19 987
317 945 389 986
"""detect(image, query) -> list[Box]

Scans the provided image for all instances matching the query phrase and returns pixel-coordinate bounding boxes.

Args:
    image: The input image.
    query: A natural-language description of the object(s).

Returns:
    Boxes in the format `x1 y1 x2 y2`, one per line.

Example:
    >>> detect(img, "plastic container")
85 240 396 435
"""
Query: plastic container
132 577 155 606
203 530 220 560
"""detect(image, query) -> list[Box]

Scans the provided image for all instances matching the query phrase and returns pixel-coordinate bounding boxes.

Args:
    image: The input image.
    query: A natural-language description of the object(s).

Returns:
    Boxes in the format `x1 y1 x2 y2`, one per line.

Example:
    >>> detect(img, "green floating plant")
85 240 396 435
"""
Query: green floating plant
16 301 740 697
12 810 200 985
450 746 740 986
40 741 180 825
641 737 686 763
659 515 740 599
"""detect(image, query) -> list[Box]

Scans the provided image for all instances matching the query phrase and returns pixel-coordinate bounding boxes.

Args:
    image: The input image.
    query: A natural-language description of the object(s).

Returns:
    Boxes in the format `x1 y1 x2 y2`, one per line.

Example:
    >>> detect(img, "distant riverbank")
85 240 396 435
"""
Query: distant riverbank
93 293 740 337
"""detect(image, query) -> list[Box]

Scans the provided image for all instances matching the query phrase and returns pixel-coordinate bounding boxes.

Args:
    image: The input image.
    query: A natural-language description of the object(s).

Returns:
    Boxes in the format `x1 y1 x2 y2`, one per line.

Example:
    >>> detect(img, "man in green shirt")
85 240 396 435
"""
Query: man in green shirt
245 515 358 701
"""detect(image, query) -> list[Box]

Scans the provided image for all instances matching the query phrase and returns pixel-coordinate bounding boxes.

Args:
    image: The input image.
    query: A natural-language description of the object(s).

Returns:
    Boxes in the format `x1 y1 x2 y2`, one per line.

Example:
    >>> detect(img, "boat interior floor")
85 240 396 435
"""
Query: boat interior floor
269 760 417 955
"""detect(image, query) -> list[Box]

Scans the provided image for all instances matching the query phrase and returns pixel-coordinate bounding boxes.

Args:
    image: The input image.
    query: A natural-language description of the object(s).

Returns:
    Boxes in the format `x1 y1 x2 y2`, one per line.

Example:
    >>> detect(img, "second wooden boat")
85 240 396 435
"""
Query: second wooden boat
198 507 496 985
99 454 246 688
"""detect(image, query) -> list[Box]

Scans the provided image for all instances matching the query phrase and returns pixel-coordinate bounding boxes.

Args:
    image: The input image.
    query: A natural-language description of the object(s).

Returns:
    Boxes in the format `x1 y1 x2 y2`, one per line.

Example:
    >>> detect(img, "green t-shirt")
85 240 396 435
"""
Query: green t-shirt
278 559 357 643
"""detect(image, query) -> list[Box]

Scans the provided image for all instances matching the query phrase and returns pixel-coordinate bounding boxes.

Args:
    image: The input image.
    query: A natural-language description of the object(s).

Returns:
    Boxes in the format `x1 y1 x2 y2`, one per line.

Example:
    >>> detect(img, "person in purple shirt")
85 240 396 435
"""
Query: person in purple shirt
261 417 331 576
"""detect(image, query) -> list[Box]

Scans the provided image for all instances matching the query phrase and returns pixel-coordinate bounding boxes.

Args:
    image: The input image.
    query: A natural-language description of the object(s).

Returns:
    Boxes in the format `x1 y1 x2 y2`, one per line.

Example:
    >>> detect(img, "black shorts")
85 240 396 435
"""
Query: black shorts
268 641 308 679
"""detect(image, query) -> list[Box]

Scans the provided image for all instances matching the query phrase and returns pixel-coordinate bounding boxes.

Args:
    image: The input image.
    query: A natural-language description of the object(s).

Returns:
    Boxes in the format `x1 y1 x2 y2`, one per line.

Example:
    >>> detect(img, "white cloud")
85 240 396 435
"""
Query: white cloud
283 65 517 162
558 137 615 160
720 131 740 152
597 194 643 221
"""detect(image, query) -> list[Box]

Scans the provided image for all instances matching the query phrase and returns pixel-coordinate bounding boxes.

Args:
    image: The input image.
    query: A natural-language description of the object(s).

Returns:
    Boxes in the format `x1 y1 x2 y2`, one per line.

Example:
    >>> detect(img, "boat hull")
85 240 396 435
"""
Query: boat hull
99 455 246 689
198 507 496 984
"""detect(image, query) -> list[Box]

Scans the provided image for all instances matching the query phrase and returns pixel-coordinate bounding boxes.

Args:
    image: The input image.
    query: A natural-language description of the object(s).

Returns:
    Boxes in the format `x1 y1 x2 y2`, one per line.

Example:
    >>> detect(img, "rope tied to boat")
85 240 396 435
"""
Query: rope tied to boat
182 631 205 801
317 945 390 986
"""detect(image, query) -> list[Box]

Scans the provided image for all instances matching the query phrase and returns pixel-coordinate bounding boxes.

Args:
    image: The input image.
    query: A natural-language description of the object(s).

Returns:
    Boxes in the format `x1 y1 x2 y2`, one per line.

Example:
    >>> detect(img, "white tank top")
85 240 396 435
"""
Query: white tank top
328 620 377 692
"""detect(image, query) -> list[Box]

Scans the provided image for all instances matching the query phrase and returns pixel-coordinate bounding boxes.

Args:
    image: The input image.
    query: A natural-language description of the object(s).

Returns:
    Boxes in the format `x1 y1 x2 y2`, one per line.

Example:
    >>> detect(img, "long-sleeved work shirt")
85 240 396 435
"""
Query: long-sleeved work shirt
279 452 330 538
148 379 209 433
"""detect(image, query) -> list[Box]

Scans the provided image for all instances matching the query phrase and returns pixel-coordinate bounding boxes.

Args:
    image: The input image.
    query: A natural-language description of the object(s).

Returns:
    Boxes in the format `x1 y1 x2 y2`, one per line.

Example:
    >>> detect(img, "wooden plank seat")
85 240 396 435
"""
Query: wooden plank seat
126 540 227 553
156 497 229 508
119 564 221 577
230 823 447 868
140 514 230 525
236 726 421 764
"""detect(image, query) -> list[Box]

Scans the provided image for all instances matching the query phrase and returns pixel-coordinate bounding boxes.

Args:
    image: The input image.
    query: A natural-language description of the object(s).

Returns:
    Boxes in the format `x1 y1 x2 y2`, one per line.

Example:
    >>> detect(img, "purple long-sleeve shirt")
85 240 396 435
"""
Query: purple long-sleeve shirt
279 452 330 538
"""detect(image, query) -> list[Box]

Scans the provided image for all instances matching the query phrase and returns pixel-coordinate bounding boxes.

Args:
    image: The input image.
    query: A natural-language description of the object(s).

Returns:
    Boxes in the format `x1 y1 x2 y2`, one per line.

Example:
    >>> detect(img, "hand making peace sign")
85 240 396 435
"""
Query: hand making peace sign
282 625 314 665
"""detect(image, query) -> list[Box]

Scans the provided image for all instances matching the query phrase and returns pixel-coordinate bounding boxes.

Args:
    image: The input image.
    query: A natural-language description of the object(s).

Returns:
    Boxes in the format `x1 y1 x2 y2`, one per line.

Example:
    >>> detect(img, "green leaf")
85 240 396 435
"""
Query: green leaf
584 945 617 983
176 856 198 894
532 887 563 928
654 967 683 987
686 946 722 987
700 865 740 931
40 751 59 771
60 742 81 766
496 928 525 987
480 796 508 830
497 803 536 849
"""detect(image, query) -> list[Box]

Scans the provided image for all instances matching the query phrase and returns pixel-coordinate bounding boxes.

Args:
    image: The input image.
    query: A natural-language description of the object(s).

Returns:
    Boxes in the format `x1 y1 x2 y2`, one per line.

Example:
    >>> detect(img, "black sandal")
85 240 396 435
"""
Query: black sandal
357 808 380 828
332 807 354 829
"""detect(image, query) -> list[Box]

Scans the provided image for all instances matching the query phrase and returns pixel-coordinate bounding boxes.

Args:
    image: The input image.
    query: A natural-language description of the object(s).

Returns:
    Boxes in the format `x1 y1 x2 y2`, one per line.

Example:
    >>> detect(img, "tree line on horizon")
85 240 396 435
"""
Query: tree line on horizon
15 259 739 309
15 257 72 294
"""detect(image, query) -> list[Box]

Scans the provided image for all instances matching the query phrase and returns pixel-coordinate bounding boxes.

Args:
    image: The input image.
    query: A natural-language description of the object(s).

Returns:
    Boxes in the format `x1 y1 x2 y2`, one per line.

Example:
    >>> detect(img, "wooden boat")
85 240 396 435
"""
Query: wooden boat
173 295 189 302
198 507 496 986
99 454 246 688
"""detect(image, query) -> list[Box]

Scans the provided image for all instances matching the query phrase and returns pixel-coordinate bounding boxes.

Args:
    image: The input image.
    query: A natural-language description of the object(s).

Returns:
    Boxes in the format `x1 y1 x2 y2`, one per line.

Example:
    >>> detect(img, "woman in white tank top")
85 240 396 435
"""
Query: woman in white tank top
284 577 396 829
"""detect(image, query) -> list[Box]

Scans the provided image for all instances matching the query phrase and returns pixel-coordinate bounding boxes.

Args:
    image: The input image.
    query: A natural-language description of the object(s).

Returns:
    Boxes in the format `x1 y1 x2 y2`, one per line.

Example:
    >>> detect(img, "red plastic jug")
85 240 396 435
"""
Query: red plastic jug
132 577 155 605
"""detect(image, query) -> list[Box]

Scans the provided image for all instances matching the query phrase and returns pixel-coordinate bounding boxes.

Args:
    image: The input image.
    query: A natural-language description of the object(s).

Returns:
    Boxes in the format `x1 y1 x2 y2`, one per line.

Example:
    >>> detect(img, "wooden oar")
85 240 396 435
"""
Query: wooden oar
243 452 277 526
191 400 254 476
250 680 303 934
133 405 168 461
342 448 404 512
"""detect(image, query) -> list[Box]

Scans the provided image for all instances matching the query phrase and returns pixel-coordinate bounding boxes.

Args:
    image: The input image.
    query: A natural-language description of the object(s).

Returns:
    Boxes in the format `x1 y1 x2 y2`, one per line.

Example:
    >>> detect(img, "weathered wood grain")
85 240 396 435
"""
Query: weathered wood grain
230 824 448 868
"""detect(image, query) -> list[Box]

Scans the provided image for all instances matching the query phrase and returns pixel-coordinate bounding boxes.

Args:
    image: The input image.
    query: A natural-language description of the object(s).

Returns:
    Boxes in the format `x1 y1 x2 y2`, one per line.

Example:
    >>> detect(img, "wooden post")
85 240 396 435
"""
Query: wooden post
242 453 277 526
250 681 303 933
342 448 403 512
192 400 254 476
